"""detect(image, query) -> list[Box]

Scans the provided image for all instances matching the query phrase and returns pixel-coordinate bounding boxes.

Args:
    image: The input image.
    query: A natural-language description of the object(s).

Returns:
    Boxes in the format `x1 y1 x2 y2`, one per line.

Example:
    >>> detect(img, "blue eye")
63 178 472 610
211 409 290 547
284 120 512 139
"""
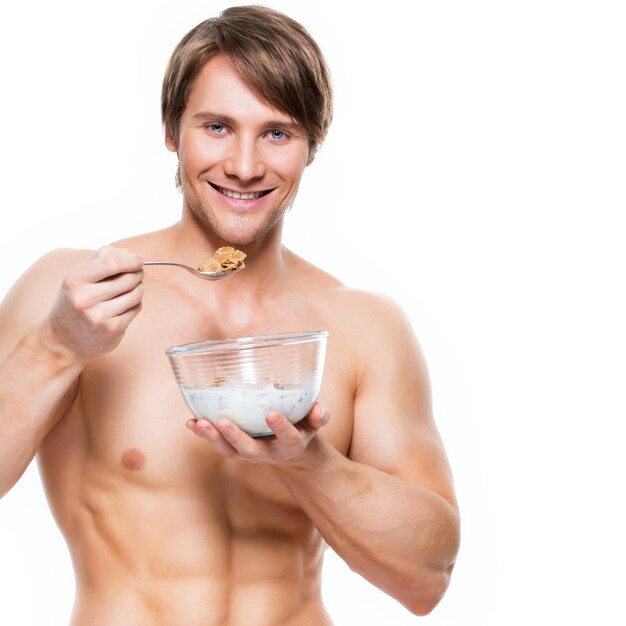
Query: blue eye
269 130 286 140
207 123 226 133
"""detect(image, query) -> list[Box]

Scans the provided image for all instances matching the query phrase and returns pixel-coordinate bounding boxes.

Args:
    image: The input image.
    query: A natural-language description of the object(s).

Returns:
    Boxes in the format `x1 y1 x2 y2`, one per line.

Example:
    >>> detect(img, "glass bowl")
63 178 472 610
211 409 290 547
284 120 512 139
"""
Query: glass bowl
166 330 328 437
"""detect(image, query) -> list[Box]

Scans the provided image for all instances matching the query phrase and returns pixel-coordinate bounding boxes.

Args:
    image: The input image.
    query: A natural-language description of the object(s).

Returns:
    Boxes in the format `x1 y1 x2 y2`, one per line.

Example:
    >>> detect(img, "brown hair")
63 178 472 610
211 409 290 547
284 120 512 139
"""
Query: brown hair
161 6 333 155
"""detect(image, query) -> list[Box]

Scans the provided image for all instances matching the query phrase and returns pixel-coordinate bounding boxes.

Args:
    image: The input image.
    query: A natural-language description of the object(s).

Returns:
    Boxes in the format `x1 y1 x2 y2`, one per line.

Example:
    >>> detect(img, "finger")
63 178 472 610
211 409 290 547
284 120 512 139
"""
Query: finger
96 269 144 300
98 245 118 255
265 411 301 446
214 419 263 456
97 245 129 258
96 281 144 318
187 419 238 457
300 403 329 432
81 247 144 282
113 302 143 330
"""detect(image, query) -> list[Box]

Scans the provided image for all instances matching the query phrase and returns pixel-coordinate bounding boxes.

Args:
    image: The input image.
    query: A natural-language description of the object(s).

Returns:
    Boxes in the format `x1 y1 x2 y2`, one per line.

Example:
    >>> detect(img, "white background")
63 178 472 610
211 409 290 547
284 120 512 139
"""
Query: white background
1 1 625 624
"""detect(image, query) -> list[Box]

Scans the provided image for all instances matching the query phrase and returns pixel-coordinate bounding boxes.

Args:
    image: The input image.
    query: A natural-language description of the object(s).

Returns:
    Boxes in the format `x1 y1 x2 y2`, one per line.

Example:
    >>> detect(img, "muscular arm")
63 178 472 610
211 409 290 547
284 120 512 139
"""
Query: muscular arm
273 297 459 615
0 321 85 497
0 247 144 496
275 441 458 615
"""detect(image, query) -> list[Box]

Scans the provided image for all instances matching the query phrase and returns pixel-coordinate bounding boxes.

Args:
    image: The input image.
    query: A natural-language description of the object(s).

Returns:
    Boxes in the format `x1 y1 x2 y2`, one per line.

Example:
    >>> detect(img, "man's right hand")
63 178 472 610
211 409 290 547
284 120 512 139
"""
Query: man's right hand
46 246 144 359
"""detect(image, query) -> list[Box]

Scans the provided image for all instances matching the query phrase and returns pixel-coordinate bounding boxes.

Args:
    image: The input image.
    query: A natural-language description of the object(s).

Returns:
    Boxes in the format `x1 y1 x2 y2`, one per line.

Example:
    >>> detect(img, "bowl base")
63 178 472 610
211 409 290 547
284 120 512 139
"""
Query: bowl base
250 430 275 438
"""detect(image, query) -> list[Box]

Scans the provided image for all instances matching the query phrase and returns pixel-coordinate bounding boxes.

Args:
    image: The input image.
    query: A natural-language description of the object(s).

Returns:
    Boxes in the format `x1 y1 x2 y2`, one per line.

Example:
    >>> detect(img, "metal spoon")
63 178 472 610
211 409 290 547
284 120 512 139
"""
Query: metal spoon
143 261 244 281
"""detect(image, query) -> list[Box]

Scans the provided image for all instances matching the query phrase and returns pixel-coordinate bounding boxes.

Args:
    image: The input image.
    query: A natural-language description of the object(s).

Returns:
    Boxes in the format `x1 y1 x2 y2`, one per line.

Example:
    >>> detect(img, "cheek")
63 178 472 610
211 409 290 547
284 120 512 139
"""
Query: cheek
272 150 308 180
179 132 223 167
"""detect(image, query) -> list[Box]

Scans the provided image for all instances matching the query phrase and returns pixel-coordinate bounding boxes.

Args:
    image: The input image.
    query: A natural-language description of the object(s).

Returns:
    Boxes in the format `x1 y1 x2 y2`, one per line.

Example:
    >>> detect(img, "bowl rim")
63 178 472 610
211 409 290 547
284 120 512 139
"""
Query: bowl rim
165 330 329 356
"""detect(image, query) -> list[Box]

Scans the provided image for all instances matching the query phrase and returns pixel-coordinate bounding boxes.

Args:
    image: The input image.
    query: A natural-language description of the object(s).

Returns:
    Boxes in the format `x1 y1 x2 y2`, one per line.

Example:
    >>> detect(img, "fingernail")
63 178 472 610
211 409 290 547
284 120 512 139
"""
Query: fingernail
320 406 329 423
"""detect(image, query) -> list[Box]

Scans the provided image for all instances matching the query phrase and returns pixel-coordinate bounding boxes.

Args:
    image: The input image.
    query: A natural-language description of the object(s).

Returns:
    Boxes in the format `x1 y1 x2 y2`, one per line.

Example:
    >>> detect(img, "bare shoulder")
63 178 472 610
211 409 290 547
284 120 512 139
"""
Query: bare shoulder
286 250 416 350
1 248 94 304
328 287 426 382
310 282 413 338
320 290 454 507
288 251 401 311
321 285 405 315
0 248 94 353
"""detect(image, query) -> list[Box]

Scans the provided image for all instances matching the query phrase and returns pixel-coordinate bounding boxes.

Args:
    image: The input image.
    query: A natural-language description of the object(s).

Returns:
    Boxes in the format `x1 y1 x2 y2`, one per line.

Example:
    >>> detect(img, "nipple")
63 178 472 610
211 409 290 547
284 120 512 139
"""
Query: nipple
121 448 146 471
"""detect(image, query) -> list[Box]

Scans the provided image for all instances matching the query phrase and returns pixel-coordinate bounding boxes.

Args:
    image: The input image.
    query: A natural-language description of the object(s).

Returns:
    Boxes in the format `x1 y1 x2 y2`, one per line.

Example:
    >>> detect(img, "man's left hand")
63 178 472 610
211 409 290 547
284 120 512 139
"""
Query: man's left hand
186 402 329 467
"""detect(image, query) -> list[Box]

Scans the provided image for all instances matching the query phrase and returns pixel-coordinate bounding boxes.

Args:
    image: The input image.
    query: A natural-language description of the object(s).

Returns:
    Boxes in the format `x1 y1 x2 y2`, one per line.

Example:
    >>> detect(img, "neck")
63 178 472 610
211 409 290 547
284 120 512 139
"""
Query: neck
170 205 289 301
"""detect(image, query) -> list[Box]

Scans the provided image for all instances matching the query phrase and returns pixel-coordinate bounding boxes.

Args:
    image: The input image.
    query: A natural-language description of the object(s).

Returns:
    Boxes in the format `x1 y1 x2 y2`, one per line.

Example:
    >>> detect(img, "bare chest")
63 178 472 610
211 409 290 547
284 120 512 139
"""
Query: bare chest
49 289 355 508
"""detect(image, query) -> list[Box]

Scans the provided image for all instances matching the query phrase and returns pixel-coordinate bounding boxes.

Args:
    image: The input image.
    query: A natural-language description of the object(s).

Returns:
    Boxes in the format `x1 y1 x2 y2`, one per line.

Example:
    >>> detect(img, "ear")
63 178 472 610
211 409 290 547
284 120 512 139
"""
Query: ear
165 129 178 153
306 146 317 167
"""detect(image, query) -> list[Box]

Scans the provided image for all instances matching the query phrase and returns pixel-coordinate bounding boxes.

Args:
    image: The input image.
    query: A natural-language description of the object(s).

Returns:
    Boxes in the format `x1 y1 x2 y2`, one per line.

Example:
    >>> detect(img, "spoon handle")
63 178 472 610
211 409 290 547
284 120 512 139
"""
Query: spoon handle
143 260 242 282
143 261 203 276
143 261 188 268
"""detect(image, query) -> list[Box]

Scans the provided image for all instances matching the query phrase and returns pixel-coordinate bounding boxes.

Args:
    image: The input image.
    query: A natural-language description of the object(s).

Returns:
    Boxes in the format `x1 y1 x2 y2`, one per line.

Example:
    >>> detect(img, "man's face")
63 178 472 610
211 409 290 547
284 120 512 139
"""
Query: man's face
168 54 312 246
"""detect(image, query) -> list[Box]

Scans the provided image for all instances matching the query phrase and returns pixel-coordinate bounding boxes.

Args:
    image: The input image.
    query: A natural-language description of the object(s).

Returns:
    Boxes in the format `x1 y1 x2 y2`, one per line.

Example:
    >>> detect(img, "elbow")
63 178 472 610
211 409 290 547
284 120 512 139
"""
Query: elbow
402 571 452 616
0 457 30 499
397 560 456 616
407 601 439 617
0 478 16 499
403 502 459 615
404 592 445 617
0 473 20 499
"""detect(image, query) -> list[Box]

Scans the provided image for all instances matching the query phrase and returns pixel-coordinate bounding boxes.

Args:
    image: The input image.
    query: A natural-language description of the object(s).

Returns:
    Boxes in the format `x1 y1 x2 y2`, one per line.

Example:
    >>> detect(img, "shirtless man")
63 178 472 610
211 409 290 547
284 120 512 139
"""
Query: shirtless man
0 6 459 625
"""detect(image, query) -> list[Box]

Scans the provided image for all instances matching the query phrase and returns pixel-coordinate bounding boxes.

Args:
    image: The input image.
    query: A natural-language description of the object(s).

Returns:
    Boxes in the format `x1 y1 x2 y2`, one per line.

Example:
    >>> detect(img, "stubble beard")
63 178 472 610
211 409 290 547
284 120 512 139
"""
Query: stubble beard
183 183 295 247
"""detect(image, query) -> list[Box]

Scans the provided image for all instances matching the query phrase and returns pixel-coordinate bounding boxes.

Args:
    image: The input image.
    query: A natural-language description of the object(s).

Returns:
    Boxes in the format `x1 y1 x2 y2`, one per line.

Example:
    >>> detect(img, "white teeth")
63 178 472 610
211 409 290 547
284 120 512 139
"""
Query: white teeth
217 186 265 200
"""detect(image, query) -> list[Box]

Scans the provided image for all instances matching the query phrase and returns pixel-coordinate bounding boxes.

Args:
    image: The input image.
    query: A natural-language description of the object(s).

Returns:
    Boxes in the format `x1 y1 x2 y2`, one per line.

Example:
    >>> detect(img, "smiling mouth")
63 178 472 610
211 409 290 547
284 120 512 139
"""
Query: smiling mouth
210 183 273 200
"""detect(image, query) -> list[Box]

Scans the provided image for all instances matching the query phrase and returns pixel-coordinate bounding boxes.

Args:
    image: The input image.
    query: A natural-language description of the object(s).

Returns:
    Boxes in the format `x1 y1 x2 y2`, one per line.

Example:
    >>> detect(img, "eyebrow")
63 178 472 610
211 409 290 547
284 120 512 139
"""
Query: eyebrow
191 111 303 133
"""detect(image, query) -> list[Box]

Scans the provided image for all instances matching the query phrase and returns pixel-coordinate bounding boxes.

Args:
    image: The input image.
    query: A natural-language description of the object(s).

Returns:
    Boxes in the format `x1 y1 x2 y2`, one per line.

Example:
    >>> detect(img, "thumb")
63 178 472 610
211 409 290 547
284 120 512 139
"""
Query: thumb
312 403 330 429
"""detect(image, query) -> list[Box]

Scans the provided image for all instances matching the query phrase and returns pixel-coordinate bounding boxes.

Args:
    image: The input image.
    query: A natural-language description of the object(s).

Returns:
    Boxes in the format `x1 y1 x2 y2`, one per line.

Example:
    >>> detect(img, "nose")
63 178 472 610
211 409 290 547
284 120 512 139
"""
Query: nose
223 134 266 182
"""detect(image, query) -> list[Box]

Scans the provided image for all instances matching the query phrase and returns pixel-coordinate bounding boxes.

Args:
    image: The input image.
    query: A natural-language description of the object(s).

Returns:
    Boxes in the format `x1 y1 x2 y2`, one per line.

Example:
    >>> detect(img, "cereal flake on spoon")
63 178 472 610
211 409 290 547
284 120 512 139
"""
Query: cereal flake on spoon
198 247 247 273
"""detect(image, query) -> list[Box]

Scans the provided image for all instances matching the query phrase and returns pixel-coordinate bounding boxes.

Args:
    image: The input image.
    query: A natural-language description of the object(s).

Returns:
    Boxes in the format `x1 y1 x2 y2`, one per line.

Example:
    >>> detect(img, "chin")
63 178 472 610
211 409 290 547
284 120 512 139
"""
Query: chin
195 207 286 247
198 219 275 248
